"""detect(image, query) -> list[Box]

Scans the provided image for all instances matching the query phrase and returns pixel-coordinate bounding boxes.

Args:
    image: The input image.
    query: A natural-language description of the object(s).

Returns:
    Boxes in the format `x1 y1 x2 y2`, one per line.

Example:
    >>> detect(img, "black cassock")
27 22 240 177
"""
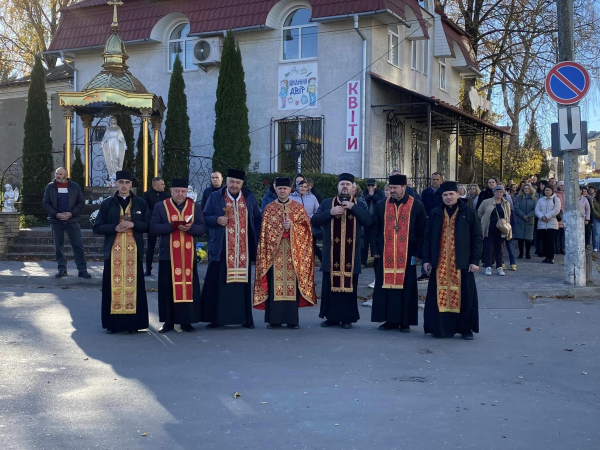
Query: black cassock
201 239 254 326
422 201 482 337
151 200 206 325
370 195 427 327
93 194 150 333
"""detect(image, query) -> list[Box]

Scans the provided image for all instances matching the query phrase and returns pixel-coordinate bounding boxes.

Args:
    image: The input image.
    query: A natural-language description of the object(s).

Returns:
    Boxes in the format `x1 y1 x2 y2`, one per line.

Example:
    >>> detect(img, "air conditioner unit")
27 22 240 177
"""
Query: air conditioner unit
192 38 221 66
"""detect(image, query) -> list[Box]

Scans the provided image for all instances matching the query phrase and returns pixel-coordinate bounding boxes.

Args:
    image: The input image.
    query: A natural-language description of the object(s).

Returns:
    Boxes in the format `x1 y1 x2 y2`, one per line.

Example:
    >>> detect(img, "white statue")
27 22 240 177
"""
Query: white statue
187 185 198 202
101 116 127 179
3 184 19 213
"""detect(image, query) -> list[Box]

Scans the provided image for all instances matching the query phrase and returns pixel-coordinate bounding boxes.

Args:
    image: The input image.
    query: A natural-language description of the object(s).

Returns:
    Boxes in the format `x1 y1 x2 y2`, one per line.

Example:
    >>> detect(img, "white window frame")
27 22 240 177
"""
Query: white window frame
411 40 418 70
439 58 447 91
167 21 197 72
387 25 401 68
423 39 429 76
282 8 318 62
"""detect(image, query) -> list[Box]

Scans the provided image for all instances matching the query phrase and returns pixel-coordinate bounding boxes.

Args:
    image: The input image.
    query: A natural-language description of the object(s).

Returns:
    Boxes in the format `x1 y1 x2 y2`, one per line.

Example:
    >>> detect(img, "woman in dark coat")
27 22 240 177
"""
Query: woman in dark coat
513 183 537 259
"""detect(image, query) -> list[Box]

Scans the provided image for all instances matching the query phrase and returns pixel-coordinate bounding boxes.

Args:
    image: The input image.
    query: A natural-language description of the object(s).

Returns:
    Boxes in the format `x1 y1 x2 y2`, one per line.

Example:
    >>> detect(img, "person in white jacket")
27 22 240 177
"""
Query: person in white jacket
535 186 561 264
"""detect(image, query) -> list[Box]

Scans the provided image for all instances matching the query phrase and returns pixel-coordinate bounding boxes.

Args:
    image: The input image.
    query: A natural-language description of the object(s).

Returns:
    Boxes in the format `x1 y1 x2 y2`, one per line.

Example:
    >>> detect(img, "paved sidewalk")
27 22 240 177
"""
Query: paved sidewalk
0 253 599 299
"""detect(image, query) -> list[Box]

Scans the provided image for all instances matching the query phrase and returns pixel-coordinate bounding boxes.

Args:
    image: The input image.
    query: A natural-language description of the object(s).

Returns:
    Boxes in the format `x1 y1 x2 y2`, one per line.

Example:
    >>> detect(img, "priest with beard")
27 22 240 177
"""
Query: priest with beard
311 173 372 329
423 181 482 340
253 177 316 328
201 169 262 329
93 170 150 334
371 174 426 332
150 178 207 333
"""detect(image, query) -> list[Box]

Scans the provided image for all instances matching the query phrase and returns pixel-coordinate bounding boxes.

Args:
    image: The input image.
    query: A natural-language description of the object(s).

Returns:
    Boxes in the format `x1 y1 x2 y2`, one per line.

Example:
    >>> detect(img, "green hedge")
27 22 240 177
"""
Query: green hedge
245 172 387 206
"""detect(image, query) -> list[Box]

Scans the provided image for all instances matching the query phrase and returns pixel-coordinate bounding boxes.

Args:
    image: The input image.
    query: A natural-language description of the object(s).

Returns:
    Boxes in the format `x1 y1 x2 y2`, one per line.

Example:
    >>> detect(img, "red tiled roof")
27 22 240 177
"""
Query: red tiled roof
439 15 478 70
48 0 430 52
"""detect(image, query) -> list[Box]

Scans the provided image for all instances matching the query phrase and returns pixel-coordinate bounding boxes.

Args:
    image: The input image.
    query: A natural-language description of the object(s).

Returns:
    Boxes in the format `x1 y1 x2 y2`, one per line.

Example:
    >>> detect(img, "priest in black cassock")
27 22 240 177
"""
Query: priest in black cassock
93 171 150 334
312 173 372 329
370 174 427 332
150 178 207 333
423 181 482 340
201 169 262 329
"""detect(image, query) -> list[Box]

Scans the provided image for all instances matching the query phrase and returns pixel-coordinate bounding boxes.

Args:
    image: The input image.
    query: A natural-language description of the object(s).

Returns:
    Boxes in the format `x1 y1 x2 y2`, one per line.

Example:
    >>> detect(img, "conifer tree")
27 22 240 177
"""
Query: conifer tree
134 122 154 188
162 56 190 187
21 55 54 216
71 147 85 188
212 31 251 174
115 113 135 172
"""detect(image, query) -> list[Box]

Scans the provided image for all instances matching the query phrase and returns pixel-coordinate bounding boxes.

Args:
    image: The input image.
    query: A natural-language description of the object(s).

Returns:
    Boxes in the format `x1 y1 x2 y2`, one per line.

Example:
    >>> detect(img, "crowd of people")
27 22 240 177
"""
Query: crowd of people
41 165 594 341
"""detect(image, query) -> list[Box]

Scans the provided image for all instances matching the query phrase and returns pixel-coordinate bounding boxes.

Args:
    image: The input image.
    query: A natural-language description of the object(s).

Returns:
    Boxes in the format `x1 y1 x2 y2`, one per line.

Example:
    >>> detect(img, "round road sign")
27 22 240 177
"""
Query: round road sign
545 61 590 105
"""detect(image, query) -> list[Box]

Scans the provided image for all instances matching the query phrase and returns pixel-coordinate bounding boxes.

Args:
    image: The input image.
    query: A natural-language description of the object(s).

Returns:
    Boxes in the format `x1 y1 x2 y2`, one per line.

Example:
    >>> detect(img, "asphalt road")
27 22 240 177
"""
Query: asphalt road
0 288 598 450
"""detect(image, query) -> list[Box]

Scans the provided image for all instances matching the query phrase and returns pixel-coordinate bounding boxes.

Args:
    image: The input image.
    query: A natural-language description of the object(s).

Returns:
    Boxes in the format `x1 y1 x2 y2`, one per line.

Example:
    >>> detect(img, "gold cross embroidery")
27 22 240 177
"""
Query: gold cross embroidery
393 223 401 234
334 262 340 268
347 238 353 244
335 237 340 243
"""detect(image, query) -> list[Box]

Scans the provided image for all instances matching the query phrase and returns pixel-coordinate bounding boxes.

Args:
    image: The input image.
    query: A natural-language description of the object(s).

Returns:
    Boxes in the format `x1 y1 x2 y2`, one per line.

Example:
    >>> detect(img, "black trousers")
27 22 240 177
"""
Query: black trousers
585 222 592 246
51 221 87 272
538 229 556 260
145 233 157 271
554 228 565 252
517 239 532 257
483 225 505 268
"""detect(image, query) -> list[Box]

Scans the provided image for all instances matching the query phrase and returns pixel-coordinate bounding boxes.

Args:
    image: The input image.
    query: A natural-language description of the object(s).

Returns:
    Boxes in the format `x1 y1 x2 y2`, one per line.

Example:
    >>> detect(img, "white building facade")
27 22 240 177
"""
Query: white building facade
48 0 506 190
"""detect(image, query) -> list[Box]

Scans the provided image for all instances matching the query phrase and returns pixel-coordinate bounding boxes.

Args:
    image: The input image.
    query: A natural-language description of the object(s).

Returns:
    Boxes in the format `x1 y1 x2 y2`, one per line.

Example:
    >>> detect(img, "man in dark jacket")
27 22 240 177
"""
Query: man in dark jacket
142 177 170 276
421 172 444 216
202 169 262 329
200 171 223 210
422 182 483 340
312 173 372 329
42 167 90 279
93 170 151 334
361 178 385 265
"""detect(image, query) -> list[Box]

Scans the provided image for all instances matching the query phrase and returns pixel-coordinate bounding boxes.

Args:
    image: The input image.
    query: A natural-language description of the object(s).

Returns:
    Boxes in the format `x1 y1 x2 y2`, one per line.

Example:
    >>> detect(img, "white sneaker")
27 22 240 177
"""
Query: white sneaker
497 267 505 276
485 267 492 276
362 299 373 307
594 248 598 252
368 281 375 289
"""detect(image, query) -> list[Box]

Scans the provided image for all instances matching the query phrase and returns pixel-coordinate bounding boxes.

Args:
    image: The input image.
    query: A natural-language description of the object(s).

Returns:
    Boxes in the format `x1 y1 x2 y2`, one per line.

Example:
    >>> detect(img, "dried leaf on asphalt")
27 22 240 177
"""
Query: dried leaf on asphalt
260 402 268 405
62 286 71 290
582 372 588 375
233 391 241 399
141 432 148 437
525 327 531 331
564 349 573 352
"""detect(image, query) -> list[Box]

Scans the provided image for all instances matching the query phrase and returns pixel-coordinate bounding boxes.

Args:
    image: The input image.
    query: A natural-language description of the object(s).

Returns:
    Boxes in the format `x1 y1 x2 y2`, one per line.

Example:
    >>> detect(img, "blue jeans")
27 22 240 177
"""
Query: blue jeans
594 219 600 249
51 221 87 272
505 239 516 265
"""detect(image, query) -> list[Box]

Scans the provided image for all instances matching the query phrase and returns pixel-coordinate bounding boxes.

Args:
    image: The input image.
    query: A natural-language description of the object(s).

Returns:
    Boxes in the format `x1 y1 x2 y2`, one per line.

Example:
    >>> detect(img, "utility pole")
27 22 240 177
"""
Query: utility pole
557 0 586 286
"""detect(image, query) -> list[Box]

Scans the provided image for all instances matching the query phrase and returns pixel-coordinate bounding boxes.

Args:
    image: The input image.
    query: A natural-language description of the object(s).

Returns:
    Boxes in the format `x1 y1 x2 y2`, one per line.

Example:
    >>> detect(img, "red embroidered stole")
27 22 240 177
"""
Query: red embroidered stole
225 192 249 283
165 198 195 302
436 209 461 313
330 196 356 292
110 201 137 314
382 196 414 289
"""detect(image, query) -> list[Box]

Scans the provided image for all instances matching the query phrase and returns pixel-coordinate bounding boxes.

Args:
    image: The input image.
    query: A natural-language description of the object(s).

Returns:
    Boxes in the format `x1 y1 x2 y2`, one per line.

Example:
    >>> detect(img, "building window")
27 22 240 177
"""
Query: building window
387 25 400 67
277 117 323 173
423 40 429 75
439 58 447 91
411 41 418 70
283 8 318 60
169 23 195 70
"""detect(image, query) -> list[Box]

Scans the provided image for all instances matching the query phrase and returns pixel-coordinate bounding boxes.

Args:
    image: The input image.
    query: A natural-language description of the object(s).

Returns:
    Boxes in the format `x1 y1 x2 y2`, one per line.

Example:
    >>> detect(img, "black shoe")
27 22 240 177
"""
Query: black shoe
158 323 174 333
340 323 352 329
517 254 523 259
78 271 91 279
287 324 300 329
417 274 429 281
400 326 410 333
55 269 67 278
321 320 339 327
180 324 195 332
560 250 565 255
526 254 531 259
379 322 399 331
106 329 115 334
127 330 139 334
205 323 223 329
144 269 152 277
243 323 255 329
267 323 282 329
548 259 555 264
462 332 474 340
542 259 549 263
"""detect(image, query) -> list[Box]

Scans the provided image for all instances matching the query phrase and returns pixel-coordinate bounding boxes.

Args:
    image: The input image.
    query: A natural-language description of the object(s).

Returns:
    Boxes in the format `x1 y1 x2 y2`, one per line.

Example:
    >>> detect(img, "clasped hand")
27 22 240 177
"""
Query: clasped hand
330 202 354 216
115 221 134 232
282 218 291 230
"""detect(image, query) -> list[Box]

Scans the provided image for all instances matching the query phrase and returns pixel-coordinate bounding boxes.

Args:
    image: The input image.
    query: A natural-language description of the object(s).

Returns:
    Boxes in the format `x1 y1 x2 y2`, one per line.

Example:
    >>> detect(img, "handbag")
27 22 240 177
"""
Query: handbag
495 204 512 235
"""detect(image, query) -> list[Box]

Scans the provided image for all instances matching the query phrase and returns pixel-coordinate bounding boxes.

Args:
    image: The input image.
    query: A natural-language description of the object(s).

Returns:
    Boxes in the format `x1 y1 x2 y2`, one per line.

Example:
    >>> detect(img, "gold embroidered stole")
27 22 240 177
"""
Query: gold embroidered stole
225 192 249 283
330 196 356 292
165 198 195 302
382 196 414 289
110 201 137 314
436 209 461 313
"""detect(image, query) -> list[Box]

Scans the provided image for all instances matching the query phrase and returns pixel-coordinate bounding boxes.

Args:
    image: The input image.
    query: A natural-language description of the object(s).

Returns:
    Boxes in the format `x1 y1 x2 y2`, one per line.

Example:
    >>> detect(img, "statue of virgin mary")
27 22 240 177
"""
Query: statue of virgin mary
101 116 127 179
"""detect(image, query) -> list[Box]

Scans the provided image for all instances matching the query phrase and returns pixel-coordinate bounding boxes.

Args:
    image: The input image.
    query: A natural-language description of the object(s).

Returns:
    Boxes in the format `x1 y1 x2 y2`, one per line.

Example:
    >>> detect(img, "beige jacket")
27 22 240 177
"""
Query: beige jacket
478 197 512 240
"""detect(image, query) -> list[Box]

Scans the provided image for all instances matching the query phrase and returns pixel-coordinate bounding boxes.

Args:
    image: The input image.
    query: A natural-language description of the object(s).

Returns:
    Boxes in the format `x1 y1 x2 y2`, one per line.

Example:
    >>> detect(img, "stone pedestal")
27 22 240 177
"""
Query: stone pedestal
0 221 7 260
1 212 20 238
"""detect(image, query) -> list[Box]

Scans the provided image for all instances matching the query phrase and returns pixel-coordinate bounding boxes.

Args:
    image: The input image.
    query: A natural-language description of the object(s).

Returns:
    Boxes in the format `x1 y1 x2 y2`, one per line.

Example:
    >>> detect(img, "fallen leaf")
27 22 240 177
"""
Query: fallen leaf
260 402 268 405
523 355 531 357
233 391 241 399
525 327 531 331
582 372 588 375
83 358 89 361
141 432 148 437
335 424 339 426
526 316 532 319
564 349 573 352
